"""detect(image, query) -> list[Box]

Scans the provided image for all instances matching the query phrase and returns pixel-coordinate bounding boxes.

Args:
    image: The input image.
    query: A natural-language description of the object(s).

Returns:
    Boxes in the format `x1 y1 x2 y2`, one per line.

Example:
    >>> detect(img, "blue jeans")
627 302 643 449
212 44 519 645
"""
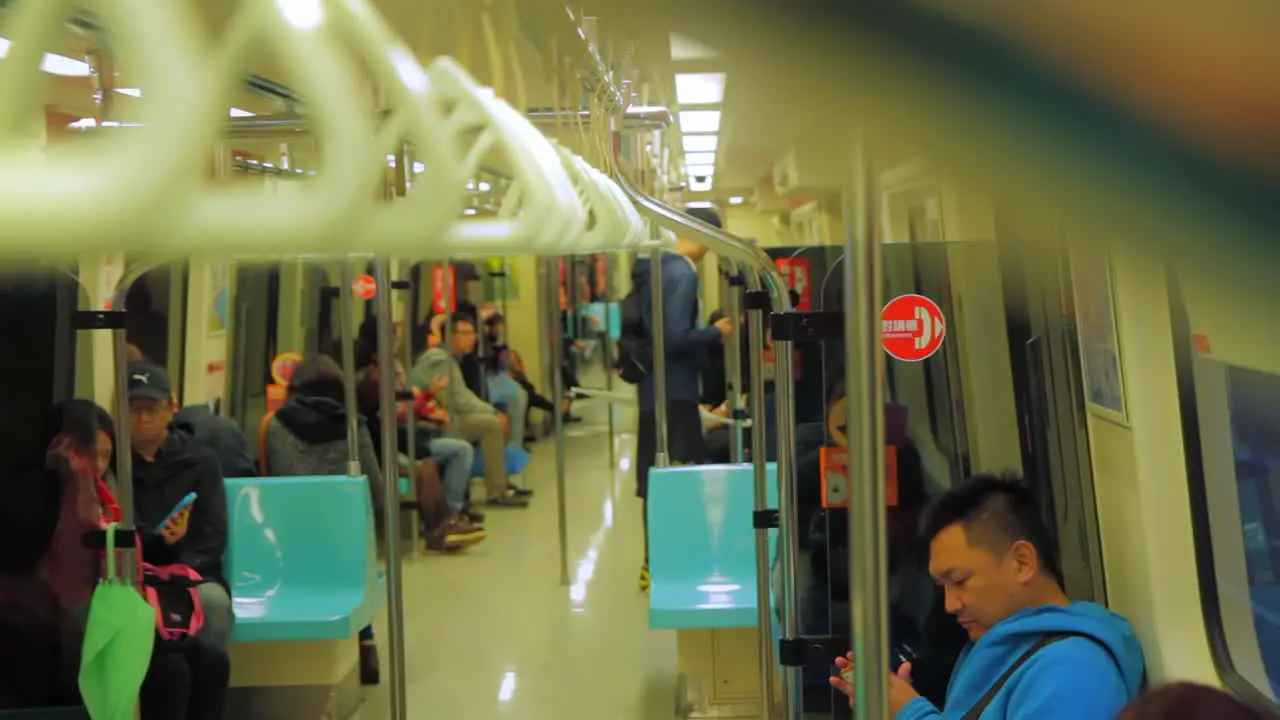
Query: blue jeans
429 437 475 514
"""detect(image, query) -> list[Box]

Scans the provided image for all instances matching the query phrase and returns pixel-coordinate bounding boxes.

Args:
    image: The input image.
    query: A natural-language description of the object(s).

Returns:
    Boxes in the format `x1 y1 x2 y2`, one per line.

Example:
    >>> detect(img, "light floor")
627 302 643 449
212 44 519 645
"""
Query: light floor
355 391 682 719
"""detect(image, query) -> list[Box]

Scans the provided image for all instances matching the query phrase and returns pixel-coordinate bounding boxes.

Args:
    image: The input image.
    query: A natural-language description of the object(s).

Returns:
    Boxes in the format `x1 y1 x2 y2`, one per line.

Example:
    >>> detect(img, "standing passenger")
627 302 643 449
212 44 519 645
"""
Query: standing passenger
631 207 734 591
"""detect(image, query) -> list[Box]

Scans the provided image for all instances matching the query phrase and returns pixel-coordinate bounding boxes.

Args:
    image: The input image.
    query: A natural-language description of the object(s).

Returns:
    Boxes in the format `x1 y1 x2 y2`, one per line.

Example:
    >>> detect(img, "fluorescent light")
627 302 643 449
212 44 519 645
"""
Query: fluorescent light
686 164 715 178
685 152 716 166
678 110 720 134
686 201 714 209
478 181 492 192
0 38 92 77
729 196 745 205
669 33 719 61
675 72 726 105
413 161 426 174
229 107 255 117
689 177 713 192
42 54 91 77
462 208 478 216
682 135 718 153
114 88 142 98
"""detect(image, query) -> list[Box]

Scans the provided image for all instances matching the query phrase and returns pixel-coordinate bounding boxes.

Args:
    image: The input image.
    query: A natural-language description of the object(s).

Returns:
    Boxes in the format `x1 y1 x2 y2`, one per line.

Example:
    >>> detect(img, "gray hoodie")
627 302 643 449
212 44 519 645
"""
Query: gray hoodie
409 348 495 416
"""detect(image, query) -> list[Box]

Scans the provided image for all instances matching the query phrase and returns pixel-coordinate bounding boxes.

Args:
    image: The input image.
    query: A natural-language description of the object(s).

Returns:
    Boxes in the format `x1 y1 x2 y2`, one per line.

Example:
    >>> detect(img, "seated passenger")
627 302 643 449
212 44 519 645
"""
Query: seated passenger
411 313 529 507
1120 682 1277 720
125 345 257 478
265 354 484 552
10 398 229 719
830 474 1145 719
126 361 234 653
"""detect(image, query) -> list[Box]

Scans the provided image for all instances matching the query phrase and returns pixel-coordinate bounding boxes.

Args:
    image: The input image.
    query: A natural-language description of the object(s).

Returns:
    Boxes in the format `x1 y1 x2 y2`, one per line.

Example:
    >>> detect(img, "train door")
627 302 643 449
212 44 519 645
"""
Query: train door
227 265 279 435
995 213 1106 603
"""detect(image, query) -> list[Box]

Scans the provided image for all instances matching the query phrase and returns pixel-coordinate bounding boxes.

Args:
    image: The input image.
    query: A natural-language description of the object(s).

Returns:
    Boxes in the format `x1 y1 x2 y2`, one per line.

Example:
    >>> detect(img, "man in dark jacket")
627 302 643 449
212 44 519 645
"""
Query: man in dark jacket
126 361 232 650
633 207 734 590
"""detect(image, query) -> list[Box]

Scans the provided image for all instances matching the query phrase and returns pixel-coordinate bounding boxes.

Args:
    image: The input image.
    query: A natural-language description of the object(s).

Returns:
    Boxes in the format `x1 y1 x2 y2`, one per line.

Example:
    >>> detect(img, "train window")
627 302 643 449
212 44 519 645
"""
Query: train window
1191 354 1280 702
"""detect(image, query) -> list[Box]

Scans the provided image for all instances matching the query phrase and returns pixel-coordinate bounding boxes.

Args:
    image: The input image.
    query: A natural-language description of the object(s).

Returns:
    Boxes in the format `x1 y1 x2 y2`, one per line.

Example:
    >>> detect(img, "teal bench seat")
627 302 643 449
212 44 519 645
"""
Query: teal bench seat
647 463 779 630
224 475 382 642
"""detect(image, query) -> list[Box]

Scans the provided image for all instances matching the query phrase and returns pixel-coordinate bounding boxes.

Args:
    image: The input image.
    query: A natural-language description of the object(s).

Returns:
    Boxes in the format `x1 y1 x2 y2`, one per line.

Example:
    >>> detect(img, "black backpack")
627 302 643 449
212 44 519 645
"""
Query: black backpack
615 285 651 385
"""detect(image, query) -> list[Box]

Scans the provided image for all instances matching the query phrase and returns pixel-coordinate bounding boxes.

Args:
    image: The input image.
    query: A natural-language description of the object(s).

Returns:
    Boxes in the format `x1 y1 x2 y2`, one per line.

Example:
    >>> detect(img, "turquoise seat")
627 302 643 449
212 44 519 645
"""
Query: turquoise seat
224 476 381 642
647 463 779 629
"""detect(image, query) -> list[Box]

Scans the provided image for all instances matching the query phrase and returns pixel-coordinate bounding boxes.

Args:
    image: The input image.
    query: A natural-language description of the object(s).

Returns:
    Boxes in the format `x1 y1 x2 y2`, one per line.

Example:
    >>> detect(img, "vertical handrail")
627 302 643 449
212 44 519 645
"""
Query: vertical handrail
722 257 745 463
603 257 617 469
338 261 362 477
549 256 571 586
110 260 167 589
374 257 409 720
648 238 670 468
844 138 889 720
612 166 800 720
744 266 777 716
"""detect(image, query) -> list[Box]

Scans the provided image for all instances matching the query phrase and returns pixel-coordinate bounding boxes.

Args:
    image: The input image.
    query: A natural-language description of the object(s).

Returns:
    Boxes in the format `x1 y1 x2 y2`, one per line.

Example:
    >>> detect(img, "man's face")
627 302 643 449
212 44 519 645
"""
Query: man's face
449 321 477 354
128 396 174 447
928 524 1029 640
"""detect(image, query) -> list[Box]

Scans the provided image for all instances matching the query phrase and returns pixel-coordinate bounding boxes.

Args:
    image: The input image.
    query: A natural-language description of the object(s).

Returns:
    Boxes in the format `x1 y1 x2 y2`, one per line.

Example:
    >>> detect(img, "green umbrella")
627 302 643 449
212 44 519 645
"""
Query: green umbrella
78 523 155 720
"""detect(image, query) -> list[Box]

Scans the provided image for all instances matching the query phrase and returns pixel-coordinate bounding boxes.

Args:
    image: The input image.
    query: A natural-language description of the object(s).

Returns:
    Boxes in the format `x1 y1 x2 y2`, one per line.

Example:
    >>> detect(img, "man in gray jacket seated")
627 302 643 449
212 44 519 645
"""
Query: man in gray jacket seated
411 313 528 507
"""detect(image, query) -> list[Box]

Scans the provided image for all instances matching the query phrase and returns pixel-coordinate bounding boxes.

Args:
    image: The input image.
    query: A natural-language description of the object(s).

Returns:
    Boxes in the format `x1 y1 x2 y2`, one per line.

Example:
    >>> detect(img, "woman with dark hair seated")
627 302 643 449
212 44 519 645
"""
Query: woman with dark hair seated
0 399 230 717
1121 683 1279 719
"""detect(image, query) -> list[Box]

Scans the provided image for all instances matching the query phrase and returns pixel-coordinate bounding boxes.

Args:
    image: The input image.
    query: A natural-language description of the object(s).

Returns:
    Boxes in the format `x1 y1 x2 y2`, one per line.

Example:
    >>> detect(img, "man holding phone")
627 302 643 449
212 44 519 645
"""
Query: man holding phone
127 361 233 650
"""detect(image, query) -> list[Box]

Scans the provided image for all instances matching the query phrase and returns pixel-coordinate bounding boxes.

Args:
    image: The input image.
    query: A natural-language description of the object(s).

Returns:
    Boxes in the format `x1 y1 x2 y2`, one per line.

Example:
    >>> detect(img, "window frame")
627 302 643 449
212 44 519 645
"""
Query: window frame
1167 262 1278 708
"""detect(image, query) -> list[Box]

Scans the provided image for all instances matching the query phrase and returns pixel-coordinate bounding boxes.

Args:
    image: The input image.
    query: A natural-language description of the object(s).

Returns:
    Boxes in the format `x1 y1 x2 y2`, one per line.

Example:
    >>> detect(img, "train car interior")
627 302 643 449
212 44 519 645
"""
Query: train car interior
1 1 1279 719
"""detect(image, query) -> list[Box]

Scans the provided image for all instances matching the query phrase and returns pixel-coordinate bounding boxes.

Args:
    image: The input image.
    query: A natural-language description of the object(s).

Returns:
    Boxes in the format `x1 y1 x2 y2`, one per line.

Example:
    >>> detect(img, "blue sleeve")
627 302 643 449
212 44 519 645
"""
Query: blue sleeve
1005 641 1131 720
895 696 941 720
664 268 721 355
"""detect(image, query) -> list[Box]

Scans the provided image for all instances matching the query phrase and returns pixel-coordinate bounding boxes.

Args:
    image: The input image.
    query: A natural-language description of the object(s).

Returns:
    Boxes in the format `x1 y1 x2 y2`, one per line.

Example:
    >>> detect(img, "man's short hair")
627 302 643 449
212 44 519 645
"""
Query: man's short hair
448 312 476 331
920 473 1063 584
685 206 722 229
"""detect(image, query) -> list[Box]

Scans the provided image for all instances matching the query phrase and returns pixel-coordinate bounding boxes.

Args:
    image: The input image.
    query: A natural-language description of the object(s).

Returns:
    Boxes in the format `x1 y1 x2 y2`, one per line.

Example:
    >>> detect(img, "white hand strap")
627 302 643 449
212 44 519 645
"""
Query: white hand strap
0 0 207 257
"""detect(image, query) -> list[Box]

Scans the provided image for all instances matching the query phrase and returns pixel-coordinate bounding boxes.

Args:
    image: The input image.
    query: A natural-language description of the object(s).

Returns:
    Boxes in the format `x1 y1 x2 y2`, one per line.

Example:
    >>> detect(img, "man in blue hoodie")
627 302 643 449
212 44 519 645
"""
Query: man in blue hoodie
831 474 1145 719
634 207 734 591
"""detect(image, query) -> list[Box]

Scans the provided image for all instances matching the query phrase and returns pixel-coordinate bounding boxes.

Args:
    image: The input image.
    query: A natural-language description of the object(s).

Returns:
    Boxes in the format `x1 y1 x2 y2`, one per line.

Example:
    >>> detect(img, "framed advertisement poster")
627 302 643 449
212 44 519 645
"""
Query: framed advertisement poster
1069 244 1128 425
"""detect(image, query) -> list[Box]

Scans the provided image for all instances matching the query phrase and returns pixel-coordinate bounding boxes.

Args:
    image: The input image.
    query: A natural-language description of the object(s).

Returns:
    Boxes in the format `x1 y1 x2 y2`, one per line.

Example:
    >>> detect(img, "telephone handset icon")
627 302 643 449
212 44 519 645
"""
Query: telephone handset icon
914 307 933 351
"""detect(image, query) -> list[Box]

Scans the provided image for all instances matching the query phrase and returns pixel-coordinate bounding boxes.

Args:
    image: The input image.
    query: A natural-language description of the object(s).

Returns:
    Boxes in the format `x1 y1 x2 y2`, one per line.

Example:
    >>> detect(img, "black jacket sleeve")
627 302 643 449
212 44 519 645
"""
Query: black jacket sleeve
179 452 228 576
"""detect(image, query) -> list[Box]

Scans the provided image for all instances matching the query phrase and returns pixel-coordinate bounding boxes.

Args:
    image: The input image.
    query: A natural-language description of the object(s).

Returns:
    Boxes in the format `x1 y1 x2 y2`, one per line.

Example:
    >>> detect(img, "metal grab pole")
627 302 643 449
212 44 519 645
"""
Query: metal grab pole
603 264 616 468
722 258 745 464
110 261 165 590
374 258 409 720
614 169 799 718
772 317 802 720
548 257 571 586
744 267 777 717
845 137 889 720
649 238 669 467
338 261 362 477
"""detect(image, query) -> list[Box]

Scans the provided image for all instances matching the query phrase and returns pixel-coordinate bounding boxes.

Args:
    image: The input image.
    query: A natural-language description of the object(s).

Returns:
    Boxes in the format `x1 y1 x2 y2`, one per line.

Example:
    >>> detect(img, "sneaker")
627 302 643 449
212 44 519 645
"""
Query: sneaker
359 639 381 685
508 483 533 498
487 490 530 507
462 507 486 526
424 518 486 552
638 564 650 592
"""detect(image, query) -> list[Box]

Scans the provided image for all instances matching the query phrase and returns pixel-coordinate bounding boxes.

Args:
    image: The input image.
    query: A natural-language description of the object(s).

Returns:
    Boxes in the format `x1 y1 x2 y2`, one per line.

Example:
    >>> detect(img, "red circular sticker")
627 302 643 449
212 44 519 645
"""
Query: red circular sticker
881 294 945 362
270 351 303 386
353 274 377 301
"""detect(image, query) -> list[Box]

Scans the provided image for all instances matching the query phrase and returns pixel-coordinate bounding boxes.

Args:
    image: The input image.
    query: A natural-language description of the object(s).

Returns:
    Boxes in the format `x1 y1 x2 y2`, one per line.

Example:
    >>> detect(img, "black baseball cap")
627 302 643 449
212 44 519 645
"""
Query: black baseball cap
127 361 173 401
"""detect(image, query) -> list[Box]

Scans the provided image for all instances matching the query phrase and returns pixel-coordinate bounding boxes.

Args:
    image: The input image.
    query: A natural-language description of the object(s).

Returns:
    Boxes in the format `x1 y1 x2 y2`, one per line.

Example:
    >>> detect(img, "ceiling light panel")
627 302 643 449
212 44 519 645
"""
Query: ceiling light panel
689 178 713 192
686 165 716 178
674 72 726 105
678 110 721 134
682 135 718 153
686 201 714 209
685 152 716 166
